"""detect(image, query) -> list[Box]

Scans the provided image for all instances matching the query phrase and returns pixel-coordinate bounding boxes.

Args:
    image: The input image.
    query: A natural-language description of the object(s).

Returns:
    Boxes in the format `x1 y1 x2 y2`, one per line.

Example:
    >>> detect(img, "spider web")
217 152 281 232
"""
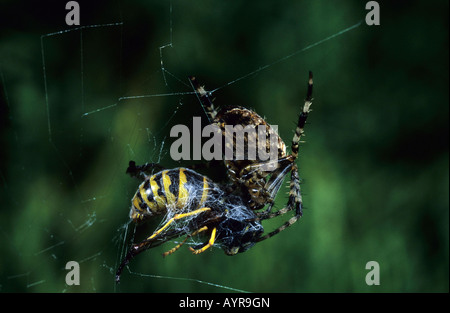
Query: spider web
0 0 365 292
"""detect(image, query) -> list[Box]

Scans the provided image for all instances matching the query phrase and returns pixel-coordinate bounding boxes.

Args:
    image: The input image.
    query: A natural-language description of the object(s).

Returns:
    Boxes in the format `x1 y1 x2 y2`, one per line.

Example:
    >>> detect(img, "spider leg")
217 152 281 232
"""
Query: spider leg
256 71 313 241
189 227 217 254
239 156 293 191
256 137 304 241
257 158 294 218
256 210 301 243
189 76 218 122
240 70 312 185
291 71 313 160
261 160 303 219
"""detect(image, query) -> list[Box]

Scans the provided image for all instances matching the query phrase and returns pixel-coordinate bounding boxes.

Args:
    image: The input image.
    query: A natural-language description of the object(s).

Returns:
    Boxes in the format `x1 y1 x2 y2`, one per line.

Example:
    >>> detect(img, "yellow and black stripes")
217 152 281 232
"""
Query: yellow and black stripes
129 168 214 221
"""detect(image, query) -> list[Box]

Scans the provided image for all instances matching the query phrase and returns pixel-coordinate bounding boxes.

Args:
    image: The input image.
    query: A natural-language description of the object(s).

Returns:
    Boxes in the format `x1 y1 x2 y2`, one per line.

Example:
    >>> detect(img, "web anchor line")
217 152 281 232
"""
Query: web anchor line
40 22 124 140
127 270 250 293
211 20 362 95
79 20 362 118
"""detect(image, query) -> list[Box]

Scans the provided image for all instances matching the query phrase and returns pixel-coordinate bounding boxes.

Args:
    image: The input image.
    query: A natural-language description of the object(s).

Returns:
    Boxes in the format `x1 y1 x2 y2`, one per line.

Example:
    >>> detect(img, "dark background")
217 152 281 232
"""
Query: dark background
0 0 448 292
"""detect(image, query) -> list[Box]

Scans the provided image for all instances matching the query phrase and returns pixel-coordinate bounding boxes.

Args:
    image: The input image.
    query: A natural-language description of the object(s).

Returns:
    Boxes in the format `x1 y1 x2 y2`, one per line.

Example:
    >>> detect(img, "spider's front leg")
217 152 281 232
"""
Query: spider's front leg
256 71 313 242
282 70 313 217
189 76 218 122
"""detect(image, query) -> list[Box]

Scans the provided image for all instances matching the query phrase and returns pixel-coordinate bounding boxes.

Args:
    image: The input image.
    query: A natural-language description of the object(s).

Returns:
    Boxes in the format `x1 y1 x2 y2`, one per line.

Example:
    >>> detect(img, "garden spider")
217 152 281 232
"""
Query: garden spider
189 71 313 241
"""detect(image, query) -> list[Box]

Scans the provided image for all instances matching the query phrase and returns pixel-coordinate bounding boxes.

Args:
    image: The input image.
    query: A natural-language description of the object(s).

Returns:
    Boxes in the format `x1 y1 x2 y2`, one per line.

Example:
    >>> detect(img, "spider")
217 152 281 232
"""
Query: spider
115 72 314 282
189 71 313 240
115 165 264 282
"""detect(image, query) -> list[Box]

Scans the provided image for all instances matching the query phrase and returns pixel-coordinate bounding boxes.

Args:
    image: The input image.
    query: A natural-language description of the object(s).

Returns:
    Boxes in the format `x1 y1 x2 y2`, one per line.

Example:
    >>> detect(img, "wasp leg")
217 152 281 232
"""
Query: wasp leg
147 207 211 241
189 227 217 254
162 226 208 257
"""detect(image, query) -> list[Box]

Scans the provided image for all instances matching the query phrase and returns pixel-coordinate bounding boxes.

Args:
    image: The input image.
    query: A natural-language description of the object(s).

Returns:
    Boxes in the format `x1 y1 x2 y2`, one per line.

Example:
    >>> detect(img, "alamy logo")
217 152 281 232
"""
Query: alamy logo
170 117 279 171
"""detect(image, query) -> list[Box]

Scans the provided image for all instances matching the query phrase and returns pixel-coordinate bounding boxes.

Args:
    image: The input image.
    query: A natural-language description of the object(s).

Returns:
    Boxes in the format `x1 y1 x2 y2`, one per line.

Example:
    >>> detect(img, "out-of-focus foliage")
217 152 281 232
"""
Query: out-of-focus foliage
0 0 448 292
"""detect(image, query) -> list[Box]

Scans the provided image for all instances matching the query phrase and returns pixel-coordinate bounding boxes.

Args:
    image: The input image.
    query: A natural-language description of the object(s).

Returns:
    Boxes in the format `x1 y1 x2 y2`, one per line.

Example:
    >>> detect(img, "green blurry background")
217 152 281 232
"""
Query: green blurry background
0 0 448 292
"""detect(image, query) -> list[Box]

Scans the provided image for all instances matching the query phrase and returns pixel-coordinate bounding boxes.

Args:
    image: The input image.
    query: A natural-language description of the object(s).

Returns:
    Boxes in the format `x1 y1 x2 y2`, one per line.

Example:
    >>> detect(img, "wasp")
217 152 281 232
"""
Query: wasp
115 164 264 283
